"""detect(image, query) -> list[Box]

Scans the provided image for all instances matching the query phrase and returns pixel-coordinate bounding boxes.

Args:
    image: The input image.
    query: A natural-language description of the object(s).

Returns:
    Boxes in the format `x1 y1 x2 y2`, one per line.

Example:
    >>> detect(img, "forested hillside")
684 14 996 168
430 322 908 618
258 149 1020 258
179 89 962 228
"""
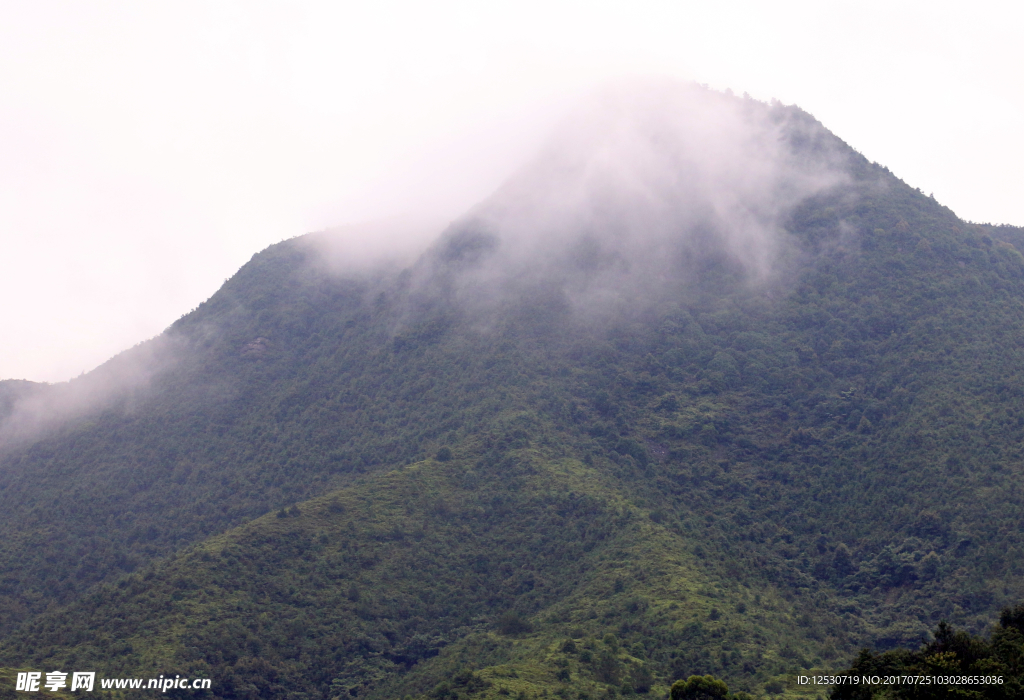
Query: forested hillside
2 83 1023 699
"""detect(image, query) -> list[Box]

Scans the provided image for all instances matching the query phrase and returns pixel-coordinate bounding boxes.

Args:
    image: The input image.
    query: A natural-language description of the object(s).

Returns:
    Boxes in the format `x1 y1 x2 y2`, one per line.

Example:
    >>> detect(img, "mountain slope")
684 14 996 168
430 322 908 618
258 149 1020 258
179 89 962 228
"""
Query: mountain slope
0 435 836 698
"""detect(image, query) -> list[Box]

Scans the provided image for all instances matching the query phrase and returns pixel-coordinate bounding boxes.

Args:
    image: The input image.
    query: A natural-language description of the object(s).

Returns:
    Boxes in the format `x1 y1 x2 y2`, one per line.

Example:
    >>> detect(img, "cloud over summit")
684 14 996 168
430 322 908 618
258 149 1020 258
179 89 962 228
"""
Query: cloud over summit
426 80 849 314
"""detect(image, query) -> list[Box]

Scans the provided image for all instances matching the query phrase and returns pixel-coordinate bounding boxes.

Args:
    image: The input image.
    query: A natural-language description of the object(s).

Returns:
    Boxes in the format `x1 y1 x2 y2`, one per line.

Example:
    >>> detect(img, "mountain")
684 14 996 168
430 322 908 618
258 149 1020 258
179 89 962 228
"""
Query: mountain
2 81 1024 699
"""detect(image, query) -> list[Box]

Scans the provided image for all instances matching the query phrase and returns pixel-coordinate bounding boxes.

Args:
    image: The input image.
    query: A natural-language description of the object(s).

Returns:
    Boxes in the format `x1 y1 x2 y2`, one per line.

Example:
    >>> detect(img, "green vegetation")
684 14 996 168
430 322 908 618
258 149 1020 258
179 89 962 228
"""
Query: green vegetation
671 675 732 700
829 604 1024 699
0 441 832 698
2 97 1024 698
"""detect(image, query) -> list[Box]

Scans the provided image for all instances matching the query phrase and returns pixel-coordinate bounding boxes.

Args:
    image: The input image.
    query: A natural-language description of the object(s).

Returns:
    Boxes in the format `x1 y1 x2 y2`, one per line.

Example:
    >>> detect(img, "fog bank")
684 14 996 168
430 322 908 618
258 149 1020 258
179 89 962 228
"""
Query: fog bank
420 80 849 317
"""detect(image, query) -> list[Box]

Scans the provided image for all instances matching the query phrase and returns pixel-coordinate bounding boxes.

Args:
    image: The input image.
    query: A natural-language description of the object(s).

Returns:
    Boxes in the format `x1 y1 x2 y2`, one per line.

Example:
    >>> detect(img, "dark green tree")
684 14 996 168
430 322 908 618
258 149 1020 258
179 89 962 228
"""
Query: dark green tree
829 603 1024 699
670 674 729 700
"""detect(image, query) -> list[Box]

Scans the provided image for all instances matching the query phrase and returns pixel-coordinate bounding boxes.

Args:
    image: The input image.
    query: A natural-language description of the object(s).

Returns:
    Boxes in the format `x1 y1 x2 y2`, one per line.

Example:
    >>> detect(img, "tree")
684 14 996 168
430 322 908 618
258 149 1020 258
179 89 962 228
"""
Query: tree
670 675 729 700
593 651 621 685
829 603 1024 699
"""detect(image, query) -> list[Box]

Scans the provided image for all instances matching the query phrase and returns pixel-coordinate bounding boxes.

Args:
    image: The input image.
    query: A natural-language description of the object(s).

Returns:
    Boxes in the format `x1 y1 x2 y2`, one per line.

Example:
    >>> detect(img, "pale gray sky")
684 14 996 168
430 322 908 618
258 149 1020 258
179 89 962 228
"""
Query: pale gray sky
2 0 1021 382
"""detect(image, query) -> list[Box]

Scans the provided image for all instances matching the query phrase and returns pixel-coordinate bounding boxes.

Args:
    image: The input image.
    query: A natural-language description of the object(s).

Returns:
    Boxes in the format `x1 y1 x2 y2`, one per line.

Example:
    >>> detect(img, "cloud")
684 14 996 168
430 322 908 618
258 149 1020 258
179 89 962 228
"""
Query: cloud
300 215 451 275
0 335 180 449
418 78 850 317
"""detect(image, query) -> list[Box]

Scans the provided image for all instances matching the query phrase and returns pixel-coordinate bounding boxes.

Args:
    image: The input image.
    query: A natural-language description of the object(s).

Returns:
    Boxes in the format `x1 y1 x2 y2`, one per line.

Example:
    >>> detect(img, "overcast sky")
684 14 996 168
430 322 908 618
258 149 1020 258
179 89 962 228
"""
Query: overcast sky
2 0 1022 383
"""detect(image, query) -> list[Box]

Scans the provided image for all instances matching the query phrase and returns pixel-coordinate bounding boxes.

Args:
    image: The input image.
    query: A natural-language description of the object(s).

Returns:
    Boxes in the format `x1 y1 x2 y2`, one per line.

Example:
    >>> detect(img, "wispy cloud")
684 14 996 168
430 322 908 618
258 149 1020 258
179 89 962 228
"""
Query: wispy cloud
418 79 849 317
